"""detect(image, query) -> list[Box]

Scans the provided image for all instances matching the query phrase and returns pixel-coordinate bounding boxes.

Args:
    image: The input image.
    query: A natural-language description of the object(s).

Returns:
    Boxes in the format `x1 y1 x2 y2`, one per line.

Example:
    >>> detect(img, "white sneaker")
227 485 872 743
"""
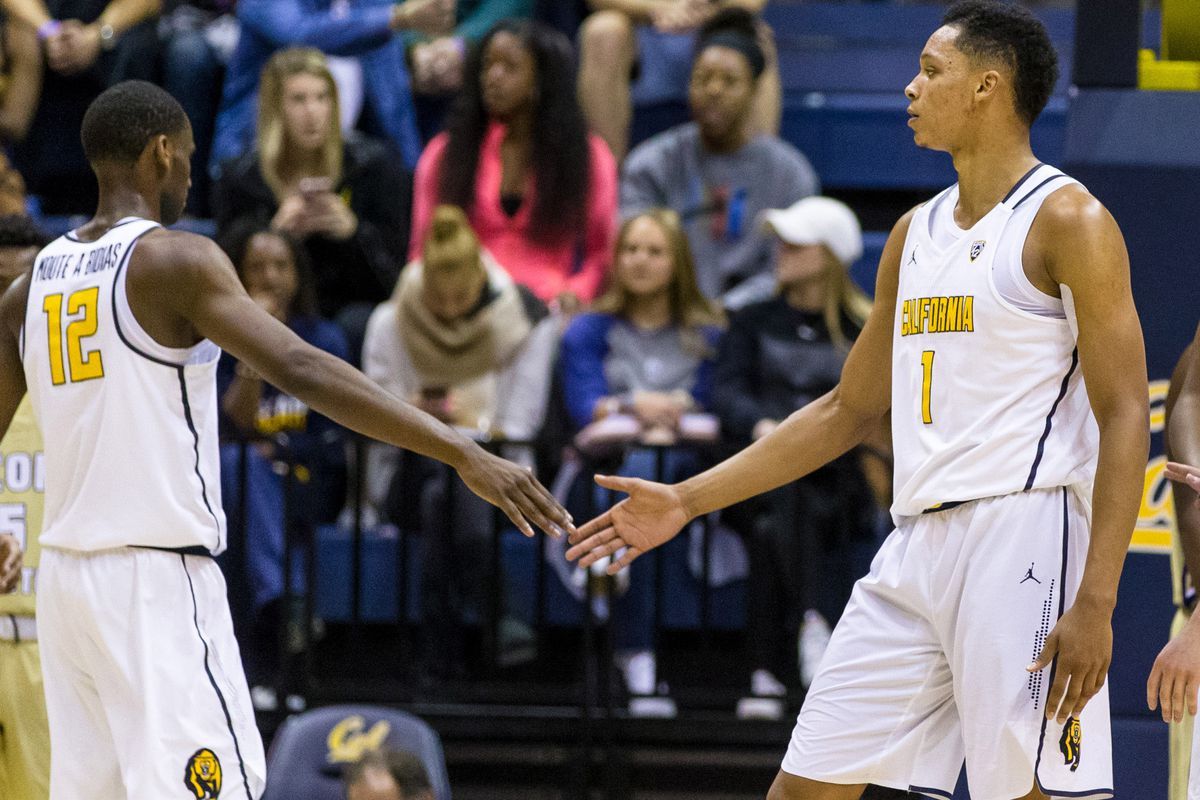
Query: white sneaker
751 668 787 697
799 609 832 688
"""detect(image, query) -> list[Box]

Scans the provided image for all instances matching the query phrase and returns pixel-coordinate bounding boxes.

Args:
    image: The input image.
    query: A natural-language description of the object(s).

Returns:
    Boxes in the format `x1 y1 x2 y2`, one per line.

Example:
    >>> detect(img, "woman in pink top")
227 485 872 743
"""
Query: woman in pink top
410 19 618 311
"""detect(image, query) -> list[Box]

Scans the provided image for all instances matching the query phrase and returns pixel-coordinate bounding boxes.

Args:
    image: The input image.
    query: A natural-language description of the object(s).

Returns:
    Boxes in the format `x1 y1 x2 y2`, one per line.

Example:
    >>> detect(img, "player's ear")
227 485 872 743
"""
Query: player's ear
975 69 1001 103
150 134 173 174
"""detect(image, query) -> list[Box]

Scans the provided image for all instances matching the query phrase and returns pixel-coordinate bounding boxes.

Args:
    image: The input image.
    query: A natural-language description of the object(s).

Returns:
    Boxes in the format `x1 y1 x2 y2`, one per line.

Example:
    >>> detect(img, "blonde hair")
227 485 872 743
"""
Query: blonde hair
592 209 725 333
421 205 485 281
256 48 343 200
794 245 873 351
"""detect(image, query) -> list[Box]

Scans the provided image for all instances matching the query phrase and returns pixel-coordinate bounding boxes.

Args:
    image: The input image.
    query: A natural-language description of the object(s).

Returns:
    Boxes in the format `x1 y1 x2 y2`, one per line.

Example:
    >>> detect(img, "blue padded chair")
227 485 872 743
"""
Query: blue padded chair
262 705 451 800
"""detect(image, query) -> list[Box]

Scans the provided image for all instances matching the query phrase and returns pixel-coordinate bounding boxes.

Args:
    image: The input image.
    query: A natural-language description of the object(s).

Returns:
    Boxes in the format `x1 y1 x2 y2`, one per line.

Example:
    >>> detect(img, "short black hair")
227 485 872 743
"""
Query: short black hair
0 215 48 250
342 749 432 797
81 80 190 165
943 0 1059 126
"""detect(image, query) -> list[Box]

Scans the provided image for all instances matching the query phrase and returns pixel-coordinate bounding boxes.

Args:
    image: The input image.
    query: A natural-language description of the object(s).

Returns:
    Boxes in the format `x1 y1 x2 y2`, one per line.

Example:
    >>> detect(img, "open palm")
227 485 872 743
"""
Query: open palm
565 475 690 573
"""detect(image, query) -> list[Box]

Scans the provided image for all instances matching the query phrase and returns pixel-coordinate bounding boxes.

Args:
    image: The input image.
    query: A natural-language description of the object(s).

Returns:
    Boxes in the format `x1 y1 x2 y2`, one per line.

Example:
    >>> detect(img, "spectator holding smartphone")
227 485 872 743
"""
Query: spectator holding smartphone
213 47 413 360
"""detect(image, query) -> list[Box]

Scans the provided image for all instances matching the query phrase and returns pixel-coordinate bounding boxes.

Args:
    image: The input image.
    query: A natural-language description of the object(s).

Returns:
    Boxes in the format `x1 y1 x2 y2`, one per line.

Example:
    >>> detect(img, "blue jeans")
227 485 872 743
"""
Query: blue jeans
161 26 223 216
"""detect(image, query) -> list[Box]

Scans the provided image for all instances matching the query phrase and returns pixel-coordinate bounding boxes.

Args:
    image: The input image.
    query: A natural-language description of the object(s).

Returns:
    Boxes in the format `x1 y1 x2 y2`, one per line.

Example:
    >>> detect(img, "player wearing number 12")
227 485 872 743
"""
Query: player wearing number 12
0 81 573 799
567 3 1148 799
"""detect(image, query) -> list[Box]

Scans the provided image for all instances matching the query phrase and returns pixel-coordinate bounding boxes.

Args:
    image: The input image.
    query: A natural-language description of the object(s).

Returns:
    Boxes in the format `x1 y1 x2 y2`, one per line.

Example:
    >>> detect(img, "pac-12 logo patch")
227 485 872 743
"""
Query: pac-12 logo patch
969 240 986 262
184 748 222 798
1058 717 1081 772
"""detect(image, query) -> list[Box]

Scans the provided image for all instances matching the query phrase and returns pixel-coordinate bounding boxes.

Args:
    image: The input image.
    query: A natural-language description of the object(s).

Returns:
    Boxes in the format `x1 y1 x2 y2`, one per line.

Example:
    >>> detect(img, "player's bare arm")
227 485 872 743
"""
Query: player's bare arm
130 229 572 540
1147 326 1200 723
1025 185 1150 724
0 273 28 593
565 207 911 572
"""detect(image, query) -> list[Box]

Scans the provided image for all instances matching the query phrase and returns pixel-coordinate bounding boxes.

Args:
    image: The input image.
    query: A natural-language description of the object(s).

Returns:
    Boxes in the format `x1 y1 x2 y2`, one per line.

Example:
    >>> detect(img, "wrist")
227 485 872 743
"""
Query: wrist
1073 588 1117 616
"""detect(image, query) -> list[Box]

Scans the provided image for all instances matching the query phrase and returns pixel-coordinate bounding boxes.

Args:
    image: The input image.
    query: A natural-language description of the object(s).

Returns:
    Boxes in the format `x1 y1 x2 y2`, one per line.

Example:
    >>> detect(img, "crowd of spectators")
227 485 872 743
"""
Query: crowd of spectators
0 0 895 709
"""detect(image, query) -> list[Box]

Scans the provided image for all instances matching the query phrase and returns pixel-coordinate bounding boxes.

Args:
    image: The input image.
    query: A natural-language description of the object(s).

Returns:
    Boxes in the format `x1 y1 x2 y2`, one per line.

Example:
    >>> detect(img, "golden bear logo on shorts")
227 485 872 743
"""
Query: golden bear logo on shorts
184 748 222 798
1058 717 1081 772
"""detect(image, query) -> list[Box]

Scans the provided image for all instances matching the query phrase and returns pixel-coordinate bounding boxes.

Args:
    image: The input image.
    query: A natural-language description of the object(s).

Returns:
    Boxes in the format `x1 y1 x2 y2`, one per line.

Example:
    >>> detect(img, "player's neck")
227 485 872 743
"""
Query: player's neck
90 183 159 231
949 129 1038 228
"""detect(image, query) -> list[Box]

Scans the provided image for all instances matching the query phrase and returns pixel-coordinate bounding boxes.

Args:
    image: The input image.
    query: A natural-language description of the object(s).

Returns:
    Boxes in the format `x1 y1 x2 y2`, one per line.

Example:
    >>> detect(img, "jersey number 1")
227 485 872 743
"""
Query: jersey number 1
44 288 104 385
920 350 935 424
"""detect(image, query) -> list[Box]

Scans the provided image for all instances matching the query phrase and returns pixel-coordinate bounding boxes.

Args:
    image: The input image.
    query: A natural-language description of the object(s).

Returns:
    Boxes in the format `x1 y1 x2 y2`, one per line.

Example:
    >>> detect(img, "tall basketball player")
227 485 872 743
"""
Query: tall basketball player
567 2 1148 798
0 81 572 799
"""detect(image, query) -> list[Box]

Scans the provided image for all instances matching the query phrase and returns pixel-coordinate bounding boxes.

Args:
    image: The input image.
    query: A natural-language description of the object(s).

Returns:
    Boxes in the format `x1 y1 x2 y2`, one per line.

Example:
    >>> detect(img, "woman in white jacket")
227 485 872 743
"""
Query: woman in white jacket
362 204 558 677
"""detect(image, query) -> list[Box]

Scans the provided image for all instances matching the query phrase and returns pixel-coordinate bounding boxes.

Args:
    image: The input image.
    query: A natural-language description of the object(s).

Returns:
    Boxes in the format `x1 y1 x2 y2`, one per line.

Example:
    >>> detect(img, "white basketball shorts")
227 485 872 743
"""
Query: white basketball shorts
781 486 1112 800
37 547 266 799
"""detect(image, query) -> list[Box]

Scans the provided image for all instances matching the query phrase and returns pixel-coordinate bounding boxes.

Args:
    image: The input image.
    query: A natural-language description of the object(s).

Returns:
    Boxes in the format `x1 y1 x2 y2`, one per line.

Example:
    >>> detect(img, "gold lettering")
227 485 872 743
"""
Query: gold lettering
963 296 974 332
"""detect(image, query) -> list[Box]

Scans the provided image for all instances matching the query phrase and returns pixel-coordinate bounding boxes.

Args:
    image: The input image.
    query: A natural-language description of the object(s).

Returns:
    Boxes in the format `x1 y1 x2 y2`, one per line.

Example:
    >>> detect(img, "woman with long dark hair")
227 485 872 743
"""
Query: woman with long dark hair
409 18 617 312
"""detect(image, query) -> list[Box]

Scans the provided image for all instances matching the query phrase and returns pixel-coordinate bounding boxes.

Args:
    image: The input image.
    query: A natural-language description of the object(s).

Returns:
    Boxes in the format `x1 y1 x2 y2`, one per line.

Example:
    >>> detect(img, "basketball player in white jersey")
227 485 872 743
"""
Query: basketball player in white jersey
567 2 1149 798
0 81 573 799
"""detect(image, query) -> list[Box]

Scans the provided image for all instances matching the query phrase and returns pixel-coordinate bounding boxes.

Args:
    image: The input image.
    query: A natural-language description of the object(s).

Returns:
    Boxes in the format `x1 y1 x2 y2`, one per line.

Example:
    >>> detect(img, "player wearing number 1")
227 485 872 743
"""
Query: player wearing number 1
0 81 573 799
567 3 1148 799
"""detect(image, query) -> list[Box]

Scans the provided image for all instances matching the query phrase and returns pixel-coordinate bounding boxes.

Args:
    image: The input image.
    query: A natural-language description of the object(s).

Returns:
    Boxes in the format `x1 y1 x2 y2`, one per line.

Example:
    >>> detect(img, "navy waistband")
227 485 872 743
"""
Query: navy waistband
131 545 214 558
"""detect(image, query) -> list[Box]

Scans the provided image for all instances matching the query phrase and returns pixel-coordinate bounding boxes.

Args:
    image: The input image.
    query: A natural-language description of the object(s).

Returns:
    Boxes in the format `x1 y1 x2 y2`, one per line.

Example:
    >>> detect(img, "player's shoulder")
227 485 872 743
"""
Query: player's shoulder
132 228 231 277
1034 181 1112 236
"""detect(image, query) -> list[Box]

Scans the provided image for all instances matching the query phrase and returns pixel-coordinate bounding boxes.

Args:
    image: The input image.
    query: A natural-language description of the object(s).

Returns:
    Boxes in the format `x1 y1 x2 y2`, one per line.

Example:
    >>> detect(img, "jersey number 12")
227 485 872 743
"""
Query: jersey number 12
44 288 104 385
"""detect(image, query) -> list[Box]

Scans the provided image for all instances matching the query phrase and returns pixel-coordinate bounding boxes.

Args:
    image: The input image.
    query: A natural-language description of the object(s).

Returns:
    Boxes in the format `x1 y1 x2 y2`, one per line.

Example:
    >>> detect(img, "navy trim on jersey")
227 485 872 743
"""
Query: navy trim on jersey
109 228 181 368
922 499 968 515
181 555 253 800
908 784 954 800
109 226 222 550
65 216 147 244
1024 349 1080 491
133 544 214 558
1013 175 1070 210
177 367 223 551
1002 163 1045 204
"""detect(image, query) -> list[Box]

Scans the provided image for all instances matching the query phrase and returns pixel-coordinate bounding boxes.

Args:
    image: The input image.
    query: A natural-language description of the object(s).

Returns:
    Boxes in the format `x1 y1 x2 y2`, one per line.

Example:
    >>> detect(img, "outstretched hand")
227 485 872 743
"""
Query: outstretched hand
565 475 690 573
456 447 573 540
1167 462 1200 502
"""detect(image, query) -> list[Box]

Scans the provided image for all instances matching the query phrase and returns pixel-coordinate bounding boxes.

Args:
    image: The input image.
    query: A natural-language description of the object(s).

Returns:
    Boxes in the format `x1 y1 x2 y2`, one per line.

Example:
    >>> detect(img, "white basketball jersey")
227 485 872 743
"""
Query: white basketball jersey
22 217 226 553
891 164 1099 518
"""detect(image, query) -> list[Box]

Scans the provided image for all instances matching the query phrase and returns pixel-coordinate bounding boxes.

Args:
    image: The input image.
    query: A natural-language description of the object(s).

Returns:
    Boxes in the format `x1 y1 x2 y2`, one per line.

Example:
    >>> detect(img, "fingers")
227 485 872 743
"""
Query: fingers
608 546 642 573
1028 631 1058 674
497 497 534 538
1160 669 1176 724
1165 462 1200 483
593 473 640 495
521 471 573 534
1171 671 1186 723
569 510 613 545
565 528 620 567
1147 662 1162 712
1055 672 1084 724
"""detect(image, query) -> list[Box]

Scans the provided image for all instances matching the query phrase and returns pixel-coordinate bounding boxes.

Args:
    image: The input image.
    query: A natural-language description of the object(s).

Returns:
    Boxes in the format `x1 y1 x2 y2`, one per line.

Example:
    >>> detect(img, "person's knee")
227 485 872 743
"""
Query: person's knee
579 10 636 68
767 771 862 800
